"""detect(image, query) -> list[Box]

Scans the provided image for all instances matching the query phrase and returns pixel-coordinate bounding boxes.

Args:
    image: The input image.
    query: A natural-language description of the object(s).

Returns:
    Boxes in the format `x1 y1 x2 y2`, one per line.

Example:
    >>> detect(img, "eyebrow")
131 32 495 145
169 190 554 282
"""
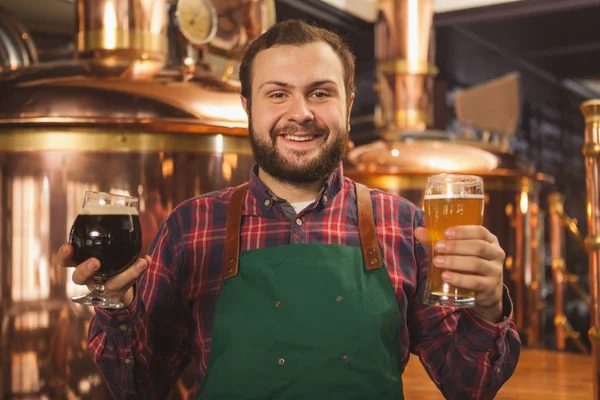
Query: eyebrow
257 79 339 92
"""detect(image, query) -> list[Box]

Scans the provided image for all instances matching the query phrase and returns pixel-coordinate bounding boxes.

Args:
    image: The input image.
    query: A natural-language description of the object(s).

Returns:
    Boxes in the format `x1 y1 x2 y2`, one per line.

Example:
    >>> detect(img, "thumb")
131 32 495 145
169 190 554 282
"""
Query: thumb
414 227 430 245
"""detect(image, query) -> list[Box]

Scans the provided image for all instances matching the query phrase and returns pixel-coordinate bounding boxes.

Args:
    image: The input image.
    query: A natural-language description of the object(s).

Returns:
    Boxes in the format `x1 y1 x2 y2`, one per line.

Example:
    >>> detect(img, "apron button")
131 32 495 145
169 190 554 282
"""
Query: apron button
278 358 285 365
342 354 349 361
275 301 281 307
336 296 343 302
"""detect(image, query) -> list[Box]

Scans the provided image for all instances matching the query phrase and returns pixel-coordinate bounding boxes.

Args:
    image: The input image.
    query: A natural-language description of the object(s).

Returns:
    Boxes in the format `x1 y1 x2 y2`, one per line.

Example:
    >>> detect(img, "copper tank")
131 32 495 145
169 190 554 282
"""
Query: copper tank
345 0 547 346
0 1 274 398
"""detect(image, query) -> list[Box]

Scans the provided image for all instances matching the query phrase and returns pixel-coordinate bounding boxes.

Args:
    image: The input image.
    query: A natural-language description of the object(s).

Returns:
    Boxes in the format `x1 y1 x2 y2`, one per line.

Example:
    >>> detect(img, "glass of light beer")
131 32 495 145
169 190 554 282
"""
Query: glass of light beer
69 191 142 309
423 174 484 307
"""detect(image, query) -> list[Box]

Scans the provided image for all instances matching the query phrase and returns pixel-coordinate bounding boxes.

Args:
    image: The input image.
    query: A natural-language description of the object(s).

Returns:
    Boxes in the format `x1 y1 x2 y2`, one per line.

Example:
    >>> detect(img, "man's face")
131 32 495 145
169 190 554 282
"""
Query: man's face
242 42 354 185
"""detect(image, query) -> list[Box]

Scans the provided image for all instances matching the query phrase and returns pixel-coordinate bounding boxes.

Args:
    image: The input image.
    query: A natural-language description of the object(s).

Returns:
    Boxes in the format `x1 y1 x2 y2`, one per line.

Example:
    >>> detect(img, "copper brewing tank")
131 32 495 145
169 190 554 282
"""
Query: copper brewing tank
345 0 546 346
0 1 270 398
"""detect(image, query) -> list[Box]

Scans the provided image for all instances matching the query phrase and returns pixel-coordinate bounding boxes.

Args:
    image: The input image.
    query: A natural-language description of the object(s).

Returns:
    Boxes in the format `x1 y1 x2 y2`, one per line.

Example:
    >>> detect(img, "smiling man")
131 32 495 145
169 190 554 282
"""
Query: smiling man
57 19 521 399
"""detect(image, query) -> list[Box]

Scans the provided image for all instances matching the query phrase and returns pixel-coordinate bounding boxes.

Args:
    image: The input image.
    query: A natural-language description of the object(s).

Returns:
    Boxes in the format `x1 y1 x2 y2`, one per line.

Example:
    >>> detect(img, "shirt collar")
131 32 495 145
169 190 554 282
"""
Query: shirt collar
247 163 344 207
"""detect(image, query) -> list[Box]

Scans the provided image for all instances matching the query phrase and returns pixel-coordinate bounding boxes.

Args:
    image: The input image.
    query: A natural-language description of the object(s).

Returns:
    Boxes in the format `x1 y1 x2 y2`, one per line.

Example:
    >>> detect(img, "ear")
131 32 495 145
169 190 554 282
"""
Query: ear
240 96 250 117
347 92 355 132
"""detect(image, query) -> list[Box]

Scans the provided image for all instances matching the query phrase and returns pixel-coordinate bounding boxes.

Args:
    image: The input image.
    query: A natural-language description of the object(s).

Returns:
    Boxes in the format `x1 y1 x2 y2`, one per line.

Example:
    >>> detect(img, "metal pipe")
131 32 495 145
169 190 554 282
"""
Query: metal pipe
375 0 437 140
76 0 169 79
581 99 600 400
548 192 567 350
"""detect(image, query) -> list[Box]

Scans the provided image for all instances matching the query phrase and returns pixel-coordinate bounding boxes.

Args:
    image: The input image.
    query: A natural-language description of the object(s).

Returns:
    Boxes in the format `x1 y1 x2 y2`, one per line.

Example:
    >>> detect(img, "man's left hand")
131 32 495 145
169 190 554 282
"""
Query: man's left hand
415 225 506 323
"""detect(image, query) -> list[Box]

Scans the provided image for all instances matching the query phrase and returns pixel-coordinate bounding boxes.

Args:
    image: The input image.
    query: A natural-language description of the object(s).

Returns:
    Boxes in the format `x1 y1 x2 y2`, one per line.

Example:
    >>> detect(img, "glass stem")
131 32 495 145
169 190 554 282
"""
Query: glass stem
92 277 106 294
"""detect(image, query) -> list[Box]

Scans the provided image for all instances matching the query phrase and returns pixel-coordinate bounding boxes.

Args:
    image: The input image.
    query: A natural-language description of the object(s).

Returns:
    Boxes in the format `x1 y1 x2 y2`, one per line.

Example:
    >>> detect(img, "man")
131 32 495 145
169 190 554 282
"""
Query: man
58 19 520 399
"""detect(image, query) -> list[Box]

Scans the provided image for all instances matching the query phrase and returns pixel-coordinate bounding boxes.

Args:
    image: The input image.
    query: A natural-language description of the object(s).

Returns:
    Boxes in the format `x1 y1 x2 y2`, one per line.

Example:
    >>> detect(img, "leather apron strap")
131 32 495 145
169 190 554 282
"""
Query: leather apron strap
223 181 382 279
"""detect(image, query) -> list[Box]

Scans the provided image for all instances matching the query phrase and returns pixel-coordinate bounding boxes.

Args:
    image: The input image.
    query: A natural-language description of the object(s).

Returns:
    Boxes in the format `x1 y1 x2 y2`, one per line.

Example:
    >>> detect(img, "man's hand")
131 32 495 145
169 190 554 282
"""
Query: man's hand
415 225 506 323
57 243 151 308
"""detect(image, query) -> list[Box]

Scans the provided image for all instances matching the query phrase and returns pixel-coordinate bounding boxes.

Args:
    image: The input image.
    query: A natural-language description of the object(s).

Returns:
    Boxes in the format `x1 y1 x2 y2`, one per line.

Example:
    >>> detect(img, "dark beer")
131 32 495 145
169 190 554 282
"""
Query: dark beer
69 205 142 278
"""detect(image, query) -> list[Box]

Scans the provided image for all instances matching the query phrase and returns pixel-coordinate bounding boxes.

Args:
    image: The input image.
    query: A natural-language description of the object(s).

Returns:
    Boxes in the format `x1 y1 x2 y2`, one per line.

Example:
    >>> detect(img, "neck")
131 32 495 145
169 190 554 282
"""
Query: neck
257 168 325 203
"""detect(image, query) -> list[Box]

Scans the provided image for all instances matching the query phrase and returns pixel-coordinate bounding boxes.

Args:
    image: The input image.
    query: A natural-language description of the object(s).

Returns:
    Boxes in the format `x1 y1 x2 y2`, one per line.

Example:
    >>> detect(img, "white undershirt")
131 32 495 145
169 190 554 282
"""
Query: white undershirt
291 200 314 214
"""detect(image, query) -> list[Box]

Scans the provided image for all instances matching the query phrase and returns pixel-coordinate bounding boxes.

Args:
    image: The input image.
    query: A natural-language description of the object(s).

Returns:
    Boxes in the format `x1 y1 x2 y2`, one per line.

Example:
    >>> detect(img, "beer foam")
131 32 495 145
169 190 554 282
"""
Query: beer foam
424 194 484 200
78 204 139 216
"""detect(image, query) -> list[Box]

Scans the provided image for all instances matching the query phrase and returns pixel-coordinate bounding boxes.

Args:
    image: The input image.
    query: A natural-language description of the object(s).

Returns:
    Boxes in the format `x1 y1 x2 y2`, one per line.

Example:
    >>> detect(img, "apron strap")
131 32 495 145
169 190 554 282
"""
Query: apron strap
354 182 383 270
224 183 248 279
223 181 382 279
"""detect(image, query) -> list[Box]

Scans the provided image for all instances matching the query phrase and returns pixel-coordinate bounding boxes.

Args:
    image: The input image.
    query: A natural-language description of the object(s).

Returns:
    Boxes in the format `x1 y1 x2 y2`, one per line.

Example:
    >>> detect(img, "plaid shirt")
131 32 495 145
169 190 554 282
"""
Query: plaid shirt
89 165 521 399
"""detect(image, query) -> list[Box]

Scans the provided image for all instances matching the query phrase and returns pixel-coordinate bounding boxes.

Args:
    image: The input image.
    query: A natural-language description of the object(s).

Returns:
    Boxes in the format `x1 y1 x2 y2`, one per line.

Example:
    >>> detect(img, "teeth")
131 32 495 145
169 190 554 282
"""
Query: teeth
284 135 315 142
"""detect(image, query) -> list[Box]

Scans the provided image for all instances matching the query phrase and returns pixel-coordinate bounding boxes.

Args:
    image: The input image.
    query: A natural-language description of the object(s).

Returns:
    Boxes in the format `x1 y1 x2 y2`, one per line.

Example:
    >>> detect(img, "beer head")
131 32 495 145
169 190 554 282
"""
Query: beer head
78 204 139 216
425 174 484 198
80 190 140 215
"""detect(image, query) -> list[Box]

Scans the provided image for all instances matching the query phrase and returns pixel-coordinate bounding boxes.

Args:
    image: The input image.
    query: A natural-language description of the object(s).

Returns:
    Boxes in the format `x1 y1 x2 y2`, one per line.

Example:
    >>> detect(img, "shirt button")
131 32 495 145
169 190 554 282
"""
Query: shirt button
124 358 133 365
323 195 328 203
264 200 271 206
119 324 129 331
295 218 303 226
495 367 501 374
117 315 128 322
278 358 285 365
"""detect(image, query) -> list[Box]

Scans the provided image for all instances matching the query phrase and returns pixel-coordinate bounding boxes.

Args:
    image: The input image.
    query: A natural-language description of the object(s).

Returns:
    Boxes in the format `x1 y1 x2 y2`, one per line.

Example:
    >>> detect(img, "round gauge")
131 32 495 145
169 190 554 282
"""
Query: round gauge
175 0 218 47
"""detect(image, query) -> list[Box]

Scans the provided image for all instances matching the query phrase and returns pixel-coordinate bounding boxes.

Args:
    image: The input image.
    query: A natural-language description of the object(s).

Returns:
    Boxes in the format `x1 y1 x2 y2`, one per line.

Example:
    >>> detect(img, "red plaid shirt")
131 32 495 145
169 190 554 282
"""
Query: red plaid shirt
89 165 521 399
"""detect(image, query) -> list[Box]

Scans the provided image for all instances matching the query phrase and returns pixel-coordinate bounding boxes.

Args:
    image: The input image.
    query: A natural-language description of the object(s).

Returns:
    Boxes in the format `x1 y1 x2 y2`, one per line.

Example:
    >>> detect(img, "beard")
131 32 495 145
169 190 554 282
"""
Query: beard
249 116 348 185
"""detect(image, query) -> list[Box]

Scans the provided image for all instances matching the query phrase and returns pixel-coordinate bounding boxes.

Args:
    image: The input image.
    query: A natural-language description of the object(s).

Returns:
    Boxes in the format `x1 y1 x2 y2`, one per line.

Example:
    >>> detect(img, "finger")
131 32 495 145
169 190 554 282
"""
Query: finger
440 270 494 293
105 258 149 292
434 239 504 261
71 258 101 285
433 254 497 276
446 225 498 244
57 244 75 268
414 227 429 245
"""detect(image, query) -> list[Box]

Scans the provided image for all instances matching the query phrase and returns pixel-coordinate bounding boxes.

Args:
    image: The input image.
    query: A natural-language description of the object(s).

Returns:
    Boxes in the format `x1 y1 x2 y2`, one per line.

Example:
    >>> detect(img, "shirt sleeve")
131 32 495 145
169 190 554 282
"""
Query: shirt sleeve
87 217 193 399
407 209 522 400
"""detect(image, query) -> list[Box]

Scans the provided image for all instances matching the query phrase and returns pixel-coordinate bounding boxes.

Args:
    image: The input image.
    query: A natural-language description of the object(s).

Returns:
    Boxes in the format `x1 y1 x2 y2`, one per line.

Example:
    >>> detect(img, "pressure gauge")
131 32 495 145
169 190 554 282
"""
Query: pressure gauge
174 0 218 47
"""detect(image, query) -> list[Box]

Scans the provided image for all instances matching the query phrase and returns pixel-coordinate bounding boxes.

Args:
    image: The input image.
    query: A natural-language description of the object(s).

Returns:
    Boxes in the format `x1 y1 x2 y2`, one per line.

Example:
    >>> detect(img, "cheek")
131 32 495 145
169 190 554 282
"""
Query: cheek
251 103 284 132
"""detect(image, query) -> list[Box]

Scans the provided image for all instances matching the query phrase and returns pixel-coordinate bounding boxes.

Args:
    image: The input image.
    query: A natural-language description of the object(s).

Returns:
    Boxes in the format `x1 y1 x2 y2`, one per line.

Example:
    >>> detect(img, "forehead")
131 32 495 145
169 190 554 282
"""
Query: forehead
252 42 345 90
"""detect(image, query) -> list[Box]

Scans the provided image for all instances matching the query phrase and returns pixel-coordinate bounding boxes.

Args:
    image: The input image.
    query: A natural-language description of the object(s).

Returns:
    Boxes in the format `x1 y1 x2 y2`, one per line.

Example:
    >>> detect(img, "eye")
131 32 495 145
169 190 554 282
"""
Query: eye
270 92 286 99
311 91 330 98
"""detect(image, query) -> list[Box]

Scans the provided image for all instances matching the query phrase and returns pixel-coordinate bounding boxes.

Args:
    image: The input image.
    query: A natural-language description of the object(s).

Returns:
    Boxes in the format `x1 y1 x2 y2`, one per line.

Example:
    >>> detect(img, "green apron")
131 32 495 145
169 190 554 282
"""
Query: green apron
197 183 404 399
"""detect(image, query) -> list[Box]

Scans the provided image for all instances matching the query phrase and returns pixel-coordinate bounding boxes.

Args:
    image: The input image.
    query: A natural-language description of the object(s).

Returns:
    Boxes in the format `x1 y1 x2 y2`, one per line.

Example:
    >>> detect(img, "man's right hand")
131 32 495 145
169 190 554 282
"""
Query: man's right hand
57 244 151 308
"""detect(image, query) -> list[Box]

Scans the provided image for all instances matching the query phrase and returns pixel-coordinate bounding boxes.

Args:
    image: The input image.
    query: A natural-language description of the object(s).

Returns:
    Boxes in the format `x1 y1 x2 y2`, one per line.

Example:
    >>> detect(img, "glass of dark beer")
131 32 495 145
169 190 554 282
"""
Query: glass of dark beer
69 191 142 309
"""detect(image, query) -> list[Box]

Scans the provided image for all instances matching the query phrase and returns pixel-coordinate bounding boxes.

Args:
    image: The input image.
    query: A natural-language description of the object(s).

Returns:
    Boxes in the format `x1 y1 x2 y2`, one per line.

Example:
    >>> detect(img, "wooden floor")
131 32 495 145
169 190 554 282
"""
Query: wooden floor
403 349 593 399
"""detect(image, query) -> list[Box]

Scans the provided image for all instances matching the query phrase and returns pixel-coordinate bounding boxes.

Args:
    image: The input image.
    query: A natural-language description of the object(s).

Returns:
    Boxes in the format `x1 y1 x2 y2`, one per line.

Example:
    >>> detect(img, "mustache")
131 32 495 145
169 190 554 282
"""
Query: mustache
270 122 330 139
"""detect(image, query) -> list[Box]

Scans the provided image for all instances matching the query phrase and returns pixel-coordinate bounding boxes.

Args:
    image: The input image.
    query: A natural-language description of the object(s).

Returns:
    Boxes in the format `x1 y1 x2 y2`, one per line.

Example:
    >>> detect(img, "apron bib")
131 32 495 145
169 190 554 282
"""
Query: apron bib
197 183 405 400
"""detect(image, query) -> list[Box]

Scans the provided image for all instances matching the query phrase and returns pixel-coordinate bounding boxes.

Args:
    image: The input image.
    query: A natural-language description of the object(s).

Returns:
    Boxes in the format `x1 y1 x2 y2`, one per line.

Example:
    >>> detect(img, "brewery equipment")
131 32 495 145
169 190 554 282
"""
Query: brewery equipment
581 99 600 399
344 0 547 345
0 0 275 397
547 192 590 354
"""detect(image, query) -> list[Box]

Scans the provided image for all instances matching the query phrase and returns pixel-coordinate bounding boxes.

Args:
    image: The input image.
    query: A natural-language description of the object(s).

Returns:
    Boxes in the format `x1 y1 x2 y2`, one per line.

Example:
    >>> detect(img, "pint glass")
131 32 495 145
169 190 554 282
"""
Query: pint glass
69 191 142 309
423 174 484 307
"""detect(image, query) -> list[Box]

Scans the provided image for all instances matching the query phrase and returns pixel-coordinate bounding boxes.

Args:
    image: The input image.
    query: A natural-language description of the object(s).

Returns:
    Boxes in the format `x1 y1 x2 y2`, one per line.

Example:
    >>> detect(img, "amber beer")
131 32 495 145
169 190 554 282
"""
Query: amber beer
423 174 484 307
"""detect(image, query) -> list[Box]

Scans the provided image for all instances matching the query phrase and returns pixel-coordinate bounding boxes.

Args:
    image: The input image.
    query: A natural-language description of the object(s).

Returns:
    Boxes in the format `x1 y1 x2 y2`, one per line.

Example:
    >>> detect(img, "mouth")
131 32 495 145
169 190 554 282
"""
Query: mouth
282 134 319 142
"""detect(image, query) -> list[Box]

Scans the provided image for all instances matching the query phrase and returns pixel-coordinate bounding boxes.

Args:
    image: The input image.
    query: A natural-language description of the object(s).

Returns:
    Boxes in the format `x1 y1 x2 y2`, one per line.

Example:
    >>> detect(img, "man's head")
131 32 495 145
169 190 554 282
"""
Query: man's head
239 19 356 185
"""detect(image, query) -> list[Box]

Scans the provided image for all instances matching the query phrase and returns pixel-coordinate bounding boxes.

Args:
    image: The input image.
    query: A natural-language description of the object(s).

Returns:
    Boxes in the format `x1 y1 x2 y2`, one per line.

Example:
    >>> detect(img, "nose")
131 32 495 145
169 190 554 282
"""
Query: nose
286 96 314 124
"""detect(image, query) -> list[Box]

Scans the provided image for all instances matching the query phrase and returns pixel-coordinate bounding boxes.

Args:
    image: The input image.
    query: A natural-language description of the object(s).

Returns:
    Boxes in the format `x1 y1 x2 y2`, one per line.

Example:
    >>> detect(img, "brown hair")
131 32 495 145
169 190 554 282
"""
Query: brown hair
239 19 356 108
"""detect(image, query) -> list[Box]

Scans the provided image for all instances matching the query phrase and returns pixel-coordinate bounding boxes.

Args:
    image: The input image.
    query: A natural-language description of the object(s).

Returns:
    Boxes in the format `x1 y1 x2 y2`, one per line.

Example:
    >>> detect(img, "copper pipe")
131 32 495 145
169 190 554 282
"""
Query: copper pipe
548 193 568 350
581 99 600 400
375 0 437 140
527 202 544 348
76 0 169 79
